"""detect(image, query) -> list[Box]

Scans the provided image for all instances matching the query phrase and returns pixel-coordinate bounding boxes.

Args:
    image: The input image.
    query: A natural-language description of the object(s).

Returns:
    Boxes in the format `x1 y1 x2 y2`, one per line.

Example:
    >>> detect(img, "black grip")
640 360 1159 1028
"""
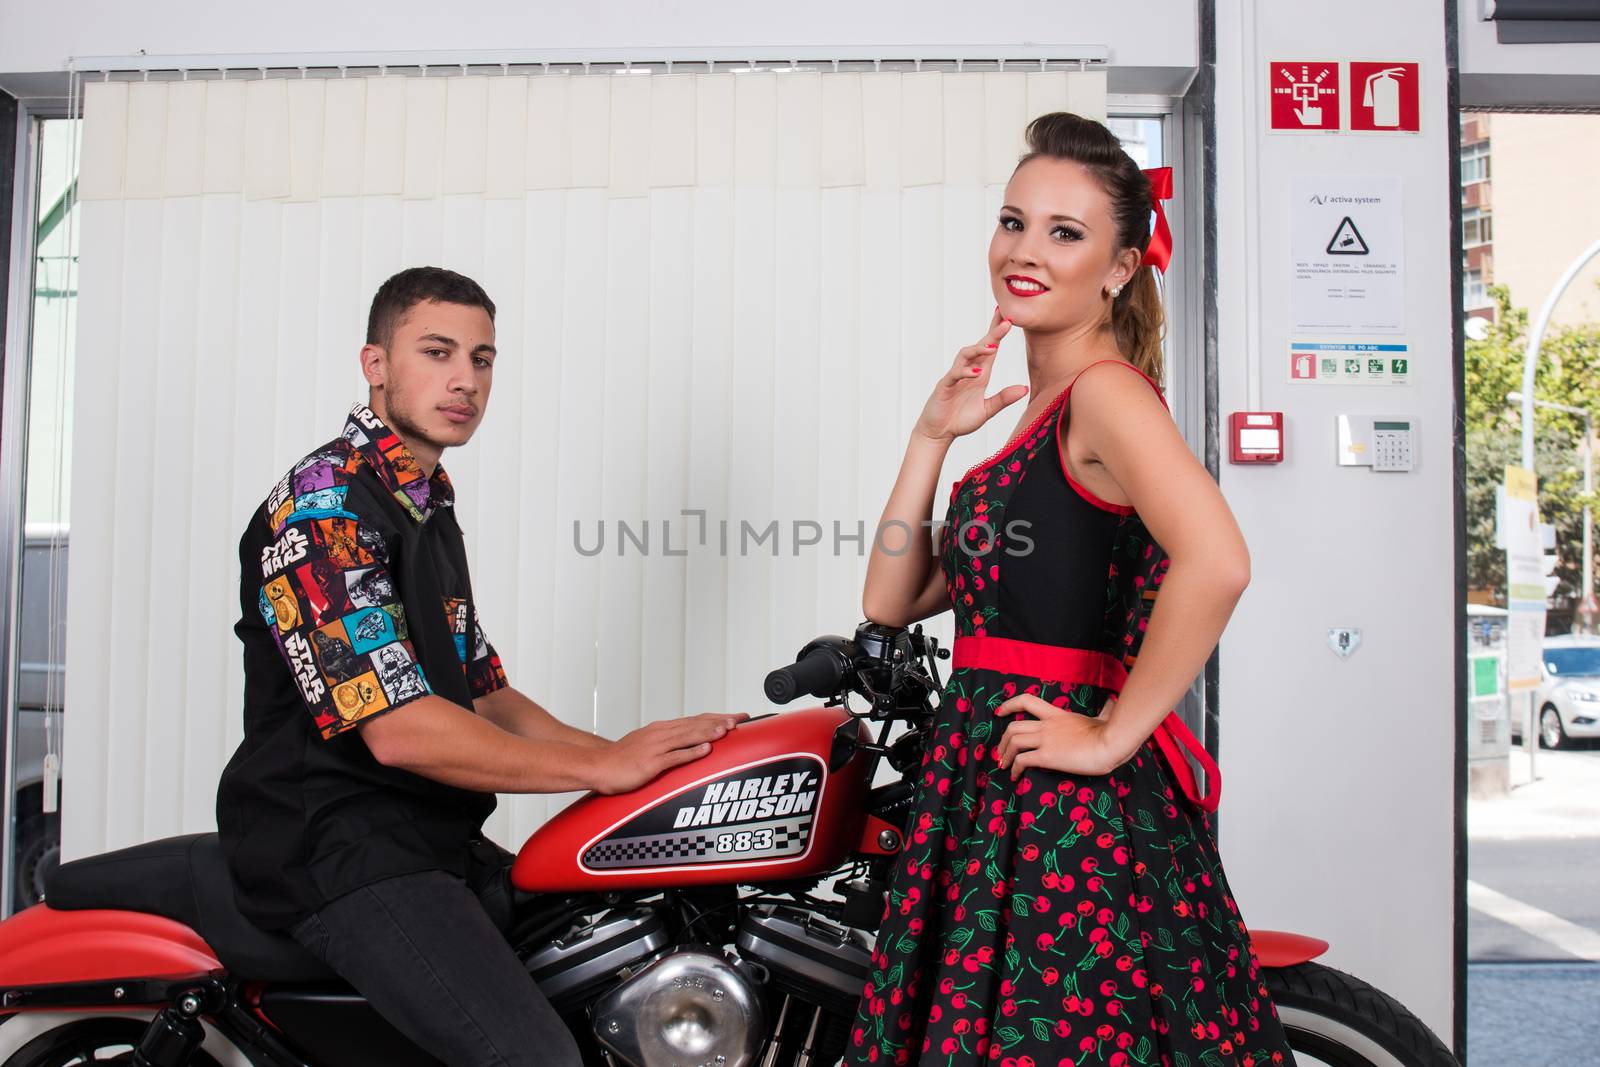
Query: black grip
764 649 844 704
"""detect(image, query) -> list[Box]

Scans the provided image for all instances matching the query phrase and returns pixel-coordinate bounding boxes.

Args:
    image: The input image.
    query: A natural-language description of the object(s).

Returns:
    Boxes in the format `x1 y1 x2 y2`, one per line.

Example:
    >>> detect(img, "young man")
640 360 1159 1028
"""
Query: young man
216 267 741 1066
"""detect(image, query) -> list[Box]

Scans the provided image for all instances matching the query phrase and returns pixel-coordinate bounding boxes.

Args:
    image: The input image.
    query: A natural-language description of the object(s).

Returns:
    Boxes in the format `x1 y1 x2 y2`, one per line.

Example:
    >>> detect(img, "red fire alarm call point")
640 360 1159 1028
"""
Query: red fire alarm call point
1229 412 1284 464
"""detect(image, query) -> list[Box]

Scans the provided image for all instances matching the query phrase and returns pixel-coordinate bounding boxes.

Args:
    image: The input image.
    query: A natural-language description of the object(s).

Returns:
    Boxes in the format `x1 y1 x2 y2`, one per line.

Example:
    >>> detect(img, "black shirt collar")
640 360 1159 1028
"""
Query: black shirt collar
341 403 455 523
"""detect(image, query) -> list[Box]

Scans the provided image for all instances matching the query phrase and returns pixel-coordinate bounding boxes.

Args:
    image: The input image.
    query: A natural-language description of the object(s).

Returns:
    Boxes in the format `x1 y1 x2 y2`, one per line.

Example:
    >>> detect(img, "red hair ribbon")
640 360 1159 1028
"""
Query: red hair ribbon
1141 166 1174 274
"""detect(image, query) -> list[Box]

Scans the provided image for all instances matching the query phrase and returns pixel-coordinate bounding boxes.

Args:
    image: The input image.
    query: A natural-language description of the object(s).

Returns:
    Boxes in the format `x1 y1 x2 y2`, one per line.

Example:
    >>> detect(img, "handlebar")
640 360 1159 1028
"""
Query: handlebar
763 622 947 720
764 634 860 704
764 647 847 704
766 623 949 780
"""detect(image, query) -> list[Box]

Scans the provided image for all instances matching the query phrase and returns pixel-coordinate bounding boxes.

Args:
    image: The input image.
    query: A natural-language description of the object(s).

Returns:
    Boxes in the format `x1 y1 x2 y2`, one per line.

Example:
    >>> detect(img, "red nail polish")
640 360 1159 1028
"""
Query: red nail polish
971 367 982 375
985 344 998 350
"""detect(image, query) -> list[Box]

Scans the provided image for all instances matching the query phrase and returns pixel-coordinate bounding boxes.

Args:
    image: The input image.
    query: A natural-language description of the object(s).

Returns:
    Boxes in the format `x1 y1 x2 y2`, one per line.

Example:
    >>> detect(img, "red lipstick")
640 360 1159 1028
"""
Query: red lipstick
1004 274 1049 298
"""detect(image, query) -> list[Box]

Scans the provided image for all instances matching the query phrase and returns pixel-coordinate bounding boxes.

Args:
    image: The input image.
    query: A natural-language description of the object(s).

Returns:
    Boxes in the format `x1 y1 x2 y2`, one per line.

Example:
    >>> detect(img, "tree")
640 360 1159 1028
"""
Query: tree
1465 284 1600 620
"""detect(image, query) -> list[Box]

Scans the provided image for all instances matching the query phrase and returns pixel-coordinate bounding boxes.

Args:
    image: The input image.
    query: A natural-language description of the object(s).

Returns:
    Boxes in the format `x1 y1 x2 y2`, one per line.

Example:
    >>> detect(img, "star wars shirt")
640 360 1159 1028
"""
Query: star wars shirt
217 403 508 928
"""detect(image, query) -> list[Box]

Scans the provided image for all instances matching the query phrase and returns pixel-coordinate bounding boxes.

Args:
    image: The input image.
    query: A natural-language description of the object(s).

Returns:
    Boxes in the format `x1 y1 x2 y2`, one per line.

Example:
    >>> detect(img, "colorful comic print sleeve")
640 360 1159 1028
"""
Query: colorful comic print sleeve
444 597 508 699
256 455 433 740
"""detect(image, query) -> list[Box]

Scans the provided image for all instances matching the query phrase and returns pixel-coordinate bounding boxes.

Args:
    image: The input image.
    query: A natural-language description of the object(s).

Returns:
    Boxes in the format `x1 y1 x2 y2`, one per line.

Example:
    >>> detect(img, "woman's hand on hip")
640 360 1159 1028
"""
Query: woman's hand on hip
913 310 1028 444
993 694 1122 778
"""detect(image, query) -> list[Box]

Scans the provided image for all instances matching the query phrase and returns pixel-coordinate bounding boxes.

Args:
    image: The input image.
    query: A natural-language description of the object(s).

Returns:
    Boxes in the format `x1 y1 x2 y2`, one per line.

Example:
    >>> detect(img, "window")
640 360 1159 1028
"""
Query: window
1461 140 1491 185
1107 117 1168 340
1463 206 1493 247
1546 647 1600 676
1465 269 1488 309
1106 114 1176 387
5 117 78 914
1107 116 1162 169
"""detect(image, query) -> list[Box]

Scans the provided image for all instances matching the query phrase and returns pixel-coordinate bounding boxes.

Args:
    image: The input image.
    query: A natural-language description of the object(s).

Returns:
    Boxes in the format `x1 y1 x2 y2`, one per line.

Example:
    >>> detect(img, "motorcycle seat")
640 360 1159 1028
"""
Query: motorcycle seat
44 832 335 983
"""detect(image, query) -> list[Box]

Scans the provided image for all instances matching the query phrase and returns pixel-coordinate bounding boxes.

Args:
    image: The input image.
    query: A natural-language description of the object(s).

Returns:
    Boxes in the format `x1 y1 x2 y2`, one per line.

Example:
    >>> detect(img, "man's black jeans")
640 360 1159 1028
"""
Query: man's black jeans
289 852 582 1067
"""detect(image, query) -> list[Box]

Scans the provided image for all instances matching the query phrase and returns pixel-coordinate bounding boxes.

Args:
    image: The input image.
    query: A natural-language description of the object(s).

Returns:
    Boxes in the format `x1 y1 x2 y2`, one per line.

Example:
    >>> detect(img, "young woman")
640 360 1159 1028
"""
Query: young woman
849 113 1295 1067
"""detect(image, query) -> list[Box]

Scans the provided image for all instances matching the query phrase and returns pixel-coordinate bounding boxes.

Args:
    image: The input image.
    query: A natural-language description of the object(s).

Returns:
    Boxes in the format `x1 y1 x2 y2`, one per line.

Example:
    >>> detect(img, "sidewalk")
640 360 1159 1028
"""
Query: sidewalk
1467 745 1600 1062
1467 746 1600 841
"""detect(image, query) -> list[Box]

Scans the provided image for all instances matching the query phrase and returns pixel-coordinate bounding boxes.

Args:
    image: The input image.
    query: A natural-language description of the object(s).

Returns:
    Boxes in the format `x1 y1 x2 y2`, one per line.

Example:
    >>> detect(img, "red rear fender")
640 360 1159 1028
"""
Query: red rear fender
0 906 220 989
1249 928 1329 968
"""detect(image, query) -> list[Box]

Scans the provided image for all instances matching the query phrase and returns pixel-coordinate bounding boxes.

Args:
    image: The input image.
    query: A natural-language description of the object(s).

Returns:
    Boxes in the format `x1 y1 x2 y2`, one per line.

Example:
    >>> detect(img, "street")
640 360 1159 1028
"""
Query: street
1467 742 1600 1064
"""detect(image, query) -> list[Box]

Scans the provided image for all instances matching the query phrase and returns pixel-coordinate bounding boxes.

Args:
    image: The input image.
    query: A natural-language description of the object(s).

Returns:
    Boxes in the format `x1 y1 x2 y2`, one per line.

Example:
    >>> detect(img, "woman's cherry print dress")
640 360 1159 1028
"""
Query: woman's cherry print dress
849 359 1295 1067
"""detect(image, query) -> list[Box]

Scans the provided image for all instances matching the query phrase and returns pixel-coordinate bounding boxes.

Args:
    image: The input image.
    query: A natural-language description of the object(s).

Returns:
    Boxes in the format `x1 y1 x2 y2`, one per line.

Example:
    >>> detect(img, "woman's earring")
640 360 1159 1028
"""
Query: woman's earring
1108 284 1123 299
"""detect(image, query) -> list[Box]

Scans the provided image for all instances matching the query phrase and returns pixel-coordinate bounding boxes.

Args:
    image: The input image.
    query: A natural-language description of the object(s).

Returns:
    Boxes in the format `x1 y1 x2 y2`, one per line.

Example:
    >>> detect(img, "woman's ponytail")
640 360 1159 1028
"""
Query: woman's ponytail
1110 265 1165 386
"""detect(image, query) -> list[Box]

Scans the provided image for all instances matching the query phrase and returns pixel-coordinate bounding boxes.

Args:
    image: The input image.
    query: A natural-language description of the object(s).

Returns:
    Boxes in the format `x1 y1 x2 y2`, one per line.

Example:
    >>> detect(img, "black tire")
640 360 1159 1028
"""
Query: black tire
11 812 59 911
1538 704 1568 750
0 1016 222 1066
1266 961 1456 1067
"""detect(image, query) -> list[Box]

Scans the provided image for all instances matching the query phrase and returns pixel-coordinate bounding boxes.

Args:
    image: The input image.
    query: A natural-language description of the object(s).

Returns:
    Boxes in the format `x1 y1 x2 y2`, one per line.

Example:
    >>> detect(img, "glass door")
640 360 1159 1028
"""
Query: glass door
3 114 79 914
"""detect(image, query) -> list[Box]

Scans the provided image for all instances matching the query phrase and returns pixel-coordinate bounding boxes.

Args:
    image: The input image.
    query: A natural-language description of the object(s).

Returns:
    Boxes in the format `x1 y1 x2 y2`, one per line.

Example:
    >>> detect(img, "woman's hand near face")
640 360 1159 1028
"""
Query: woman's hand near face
862 311 1024 628
913 310 1030 444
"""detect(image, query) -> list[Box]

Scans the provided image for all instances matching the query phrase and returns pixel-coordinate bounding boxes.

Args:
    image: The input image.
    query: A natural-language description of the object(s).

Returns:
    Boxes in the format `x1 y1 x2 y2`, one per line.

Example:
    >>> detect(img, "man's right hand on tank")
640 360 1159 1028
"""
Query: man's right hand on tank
586 713 747 796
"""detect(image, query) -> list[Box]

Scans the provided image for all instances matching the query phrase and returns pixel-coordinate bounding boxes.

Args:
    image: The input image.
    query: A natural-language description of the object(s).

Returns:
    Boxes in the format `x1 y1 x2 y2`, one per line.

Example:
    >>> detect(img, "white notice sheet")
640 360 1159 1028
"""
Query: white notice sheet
1291 174 1404 334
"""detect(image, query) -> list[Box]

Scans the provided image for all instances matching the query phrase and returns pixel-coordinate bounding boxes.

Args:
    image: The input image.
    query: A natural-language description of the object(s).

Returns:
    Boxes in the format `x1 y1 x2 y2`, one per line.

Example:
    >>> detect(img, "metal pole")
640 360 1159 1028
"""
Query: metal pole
1503 390 1597 770
1521 238 1600 470
1529 693 1538 778
1510 236 1600 770
1585 411 1594 633
1507 391 1596 634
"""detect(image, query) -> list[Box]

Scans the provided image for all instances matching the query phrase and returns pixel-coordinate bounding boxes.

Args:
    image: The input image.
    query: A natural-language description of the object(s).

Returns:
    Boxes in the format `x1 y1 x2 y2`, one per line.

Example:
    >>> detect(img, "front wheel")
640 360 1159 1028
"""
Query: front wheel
1539 704 1568 750
1266 962 1456 1067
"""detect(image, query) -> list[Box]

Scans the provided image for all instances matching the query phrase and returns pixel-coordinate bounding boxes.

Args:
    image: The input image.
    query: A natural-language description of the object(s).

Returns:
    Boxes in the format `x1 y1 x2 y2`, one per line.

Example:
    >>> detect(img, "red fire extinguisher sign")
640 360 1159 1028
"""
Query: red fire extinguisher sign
1350 62 1420 133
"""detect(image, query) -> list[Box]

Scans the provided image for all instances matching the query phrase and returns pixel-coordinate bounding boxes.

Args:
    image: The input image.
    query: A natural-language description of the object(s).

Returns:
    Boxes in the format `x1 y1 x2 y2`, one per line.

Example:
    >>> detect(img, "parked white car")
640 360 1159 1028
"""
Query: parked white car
1514 635 1600 749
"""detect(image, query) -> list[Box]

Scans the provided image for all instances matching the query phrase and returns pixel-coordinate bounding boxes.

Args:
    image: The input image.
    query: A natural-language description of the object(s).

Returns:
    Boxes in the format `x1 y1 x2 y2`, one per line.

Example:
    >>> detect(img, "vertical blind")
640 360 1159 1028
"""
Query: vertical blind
63 67 1108 858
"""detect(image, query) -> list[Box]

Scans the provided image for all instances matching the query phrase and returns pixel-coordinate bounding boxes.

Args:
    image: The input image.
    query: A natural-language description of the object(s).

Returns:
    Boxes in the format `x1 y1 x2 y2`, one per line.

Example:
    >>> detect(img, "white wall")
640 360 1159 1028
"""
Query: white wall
1213 0 1456 1042
0 1 1195 92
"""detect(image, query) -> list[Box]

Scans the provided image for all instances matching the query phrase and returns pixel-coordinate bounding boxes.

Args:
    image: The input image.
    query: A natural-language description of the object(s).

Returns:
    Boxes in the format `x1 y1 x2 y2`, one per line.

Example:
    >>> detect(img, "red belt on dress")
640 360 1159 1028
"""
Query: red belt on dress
951 635 1221 813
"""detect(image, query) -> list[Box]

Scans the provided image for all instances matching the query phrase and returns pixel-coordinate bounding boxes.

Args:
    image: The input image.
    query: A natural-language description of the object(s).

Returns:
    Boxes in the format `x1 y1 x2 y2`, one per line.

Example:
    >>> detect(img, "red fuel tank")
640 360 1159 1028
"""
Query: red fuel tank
512 707 871 893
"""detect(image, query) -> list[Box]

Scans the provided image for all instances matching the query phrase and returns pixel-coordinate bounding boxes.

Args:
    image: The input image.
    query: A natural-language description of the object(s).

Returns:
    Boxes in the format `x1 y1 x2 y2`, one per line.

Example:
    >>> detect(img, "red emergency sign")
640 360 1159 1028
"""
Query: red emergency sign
1269 62 1340 132
1349 62 1421 133
1229 412 1285 464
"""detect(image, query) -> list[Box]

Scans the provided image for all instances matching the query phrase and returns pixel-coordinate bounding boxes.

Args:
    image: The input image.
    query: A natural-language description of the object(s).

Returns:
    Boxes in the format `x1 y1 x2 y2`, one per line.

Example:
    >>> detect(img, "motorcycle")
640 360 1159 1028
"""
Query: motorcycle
0 622 1455 1067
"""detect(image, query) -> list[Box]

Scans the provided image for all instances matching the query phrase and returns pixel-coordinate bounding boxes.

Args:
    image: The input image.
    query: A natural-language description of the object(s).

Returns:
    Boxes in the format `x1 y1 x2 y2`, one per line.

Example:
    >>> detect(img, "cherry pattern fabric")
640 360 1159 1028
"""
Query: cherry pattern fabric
849 365 1294 1067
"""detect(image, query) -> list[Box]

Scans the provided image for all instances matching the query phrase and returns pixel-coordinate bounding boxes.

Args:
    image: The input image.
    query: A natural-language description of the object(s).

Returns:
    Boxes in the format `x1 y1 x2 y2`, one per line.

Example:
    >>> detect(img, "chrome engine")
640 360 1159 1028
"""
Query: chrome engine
521 903 875 1067
732 906 873 1067
735 906 872 1013
592 948 766 1067
524 908 672 1013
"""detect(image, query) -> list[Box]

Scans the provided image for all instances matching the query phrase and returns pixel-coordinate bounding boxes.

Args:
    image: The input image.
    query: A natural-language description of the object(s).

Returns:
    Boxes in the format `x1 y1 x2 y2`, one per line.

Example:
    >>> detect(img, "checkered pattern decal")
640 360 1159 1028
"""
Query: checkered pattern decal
582 816 813 870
